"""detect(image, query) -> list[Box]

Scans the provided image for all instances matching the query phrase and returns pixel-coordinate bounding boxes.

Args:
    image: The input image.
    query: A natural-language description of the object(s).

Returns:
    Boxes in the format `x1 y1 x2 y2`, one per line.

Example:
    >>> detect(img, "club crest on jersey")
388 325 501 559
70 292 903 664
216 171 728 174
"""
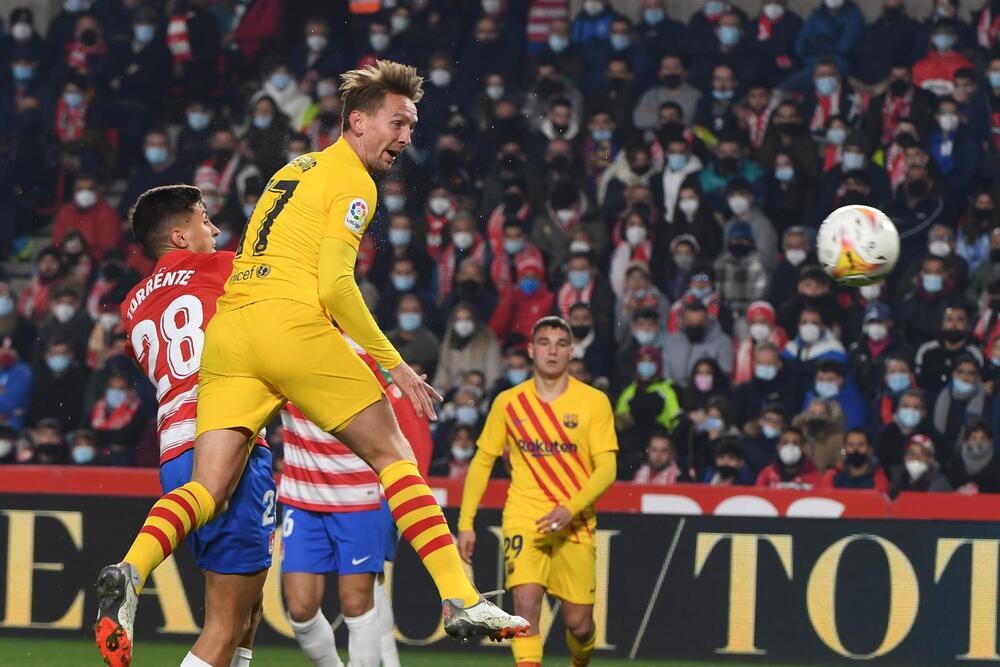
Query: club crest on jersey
563 413 579 429
345 198 369 234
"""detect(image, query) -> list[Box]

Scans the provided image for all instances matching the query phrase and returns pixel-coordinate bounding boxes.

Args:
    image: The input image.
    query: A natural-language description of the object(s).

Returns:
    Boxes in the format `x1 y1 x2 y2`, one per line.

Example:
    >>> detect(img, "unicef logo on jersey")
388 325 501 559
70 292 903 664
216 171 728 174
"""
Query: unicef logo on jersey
344 198 369 234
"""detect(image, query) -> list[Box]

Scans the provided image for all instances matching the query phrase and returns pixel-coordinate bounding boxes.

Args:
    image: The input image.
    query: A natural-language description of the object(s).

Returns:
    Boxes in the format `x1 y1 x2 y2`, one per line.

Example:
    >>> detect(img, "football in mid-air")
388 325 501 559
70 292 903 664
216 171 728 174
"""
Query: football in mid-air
816 204 900 286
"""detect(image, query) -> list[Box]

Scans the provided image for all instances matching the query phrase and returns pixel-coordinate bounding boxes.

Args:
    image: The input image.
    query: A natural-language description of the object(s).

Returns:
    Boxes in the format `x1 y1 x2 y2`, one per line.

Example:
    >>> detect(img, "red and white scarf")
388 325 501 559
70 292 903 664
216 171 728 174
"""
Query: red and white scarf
91 394 141 431
437 236 486 301
486 203 531 252
424 213 451 261
557 279 596 318
979 8 1000 48
880 90 913 146
55 96 86 143
66 39 106 73
633 462 683 485
746 107 772 149
167 13 193 65
822 143 843 172
885 143 908 193
757 14 775 40
809 90 841 132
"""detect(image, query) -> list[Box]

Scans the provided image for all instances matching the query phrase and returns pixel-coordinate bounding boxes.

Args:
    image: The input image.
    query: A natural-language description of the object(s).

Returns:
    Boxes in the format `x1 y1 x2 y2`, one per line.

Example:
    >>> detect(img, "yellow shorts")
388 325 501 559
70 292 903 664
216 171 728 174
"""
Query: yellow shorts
501 517 596 605
196 299 384 436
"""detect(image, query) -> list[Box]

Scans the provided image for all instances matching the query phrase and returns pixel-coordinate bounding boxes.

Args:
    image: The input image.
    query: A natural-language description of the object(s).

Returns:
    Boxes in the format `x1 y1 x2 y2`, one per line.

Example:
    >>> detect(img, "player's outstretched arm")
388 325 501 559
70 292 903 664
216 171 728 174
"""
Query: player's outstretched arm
457 448 499 563
388 363 443 422
564 451 617 517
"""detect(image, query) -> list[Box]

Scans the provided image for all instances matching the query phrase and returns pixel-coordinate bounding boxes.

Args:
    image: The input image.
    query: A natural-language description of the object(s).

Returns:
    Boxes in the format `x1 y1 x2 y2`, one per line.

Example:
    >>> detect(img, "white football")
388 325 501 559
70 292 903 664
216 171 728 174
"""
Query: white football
816 205 900 286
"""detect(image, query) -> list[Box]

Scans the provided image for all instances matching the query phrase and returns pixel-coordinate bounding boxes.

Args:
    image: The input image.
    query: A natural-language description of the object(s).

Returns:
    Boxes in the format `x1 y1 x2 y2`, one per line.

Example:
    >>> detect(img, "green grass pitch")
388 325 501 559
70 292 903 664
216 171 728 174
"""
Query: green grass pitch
0 637 818 666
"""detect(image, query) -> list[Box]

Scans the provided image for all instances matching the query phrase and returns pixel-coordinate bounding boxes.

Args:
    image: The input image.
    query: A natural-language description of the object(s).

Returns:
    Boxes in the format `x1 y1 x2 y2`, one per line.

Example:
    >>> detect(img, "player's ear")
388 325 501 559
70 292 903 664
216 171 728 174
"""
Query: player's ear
349 109 364 134
527 342 535 360
169 227 189 249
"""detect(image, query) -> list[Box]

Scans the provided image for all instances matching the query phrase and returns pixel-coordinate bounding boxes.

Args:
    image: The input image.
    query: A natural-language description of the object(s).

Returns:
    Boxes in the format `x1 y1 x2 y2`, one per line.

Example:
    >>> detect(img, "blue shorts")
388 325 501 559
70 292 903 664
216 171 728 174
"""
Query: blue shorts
159 445 275 574
281 500 398 575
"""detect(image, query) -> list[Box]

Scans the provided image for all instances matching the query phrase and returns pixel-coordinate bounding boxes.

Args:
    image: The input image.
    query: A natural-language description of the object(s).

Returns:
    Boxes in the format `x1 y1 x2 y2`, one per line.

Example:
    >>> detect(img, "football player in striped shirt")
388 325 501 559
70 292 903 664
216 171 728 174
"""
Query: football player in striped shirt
458 316 619 667
279 339 432 667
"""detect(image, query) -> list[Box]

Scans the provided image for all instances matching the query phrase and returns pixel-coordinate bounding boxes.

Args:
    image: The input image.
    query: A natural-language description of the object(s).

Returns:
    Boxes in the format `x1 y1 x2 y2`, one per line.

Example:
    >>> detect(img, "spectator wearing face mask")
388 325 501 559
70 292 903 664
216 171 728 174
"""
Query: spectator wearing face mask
489 348 532 402
764 152 815 233
753 0 803 86
433 384 485 456
37 284 92 365
868 356 918 436
0 423 19 465
900 224 969 299
848 303 914 402
793 397 847 472
30 418 67 465
915 306 981 396
862 63 936 150
52 175 122 262
885 164 947 269
656 234 699 302
4 8 44 63
721 179 777 272
632 428 687 484
571 0 622 47
663 300 734 384
967 230 1000 304
253 63 312 130
289 17 348 88
756 426 822 489
0 280 38 362
693 62 741 134
18 247 66 325
889 434 953 497
956 191 996 274
598 144 657 216
816 134 891 220
913 19 971 96
609 208 655 297
822 428 890 490
0 344 33 431
67 429 99 466
634 54 701 128
926 96 980 201
433 303 503 395
933 356 989 463
534 180 608 279
733 343 800 426
387 294 440 380
118 129 186 219
702 437 755 486
429 424 478 480
768 227 814 309
715 222 769 322
243 95 294 179
782 305 847 390
733 302 789 385
947 421 1000 493
666 264 733 335
876 388 937 469
777 265 840 335
615 346 682 460
27 339 88 430
530 18 585 85
699 134 765 211
489 254 555 350
57 231 94 294
802 360 867 430
659 131 705 223
437 211 488 304
176 101 215 168
613 308 661 394
742 403 786 475
568 302 611 383
89 373 145 462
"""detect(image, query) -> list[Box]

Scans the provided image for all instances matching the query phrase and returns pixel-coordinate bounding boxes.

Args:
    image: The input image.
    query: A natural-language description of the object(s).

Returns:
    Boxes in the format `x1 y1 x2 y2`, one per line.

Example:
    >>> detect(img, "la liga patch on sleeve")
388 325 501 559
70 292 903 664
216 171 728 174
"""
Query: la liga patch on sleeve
344 198 369 234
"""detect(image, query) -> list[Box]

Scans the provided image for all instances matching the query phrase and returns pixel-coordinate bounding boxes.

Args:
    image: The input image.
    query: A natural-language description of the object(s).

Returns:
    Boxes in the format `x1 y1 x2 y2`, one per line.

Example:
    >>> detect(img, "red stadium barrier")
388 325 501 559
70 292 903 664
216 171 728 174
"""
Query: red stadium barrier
2 466 993 520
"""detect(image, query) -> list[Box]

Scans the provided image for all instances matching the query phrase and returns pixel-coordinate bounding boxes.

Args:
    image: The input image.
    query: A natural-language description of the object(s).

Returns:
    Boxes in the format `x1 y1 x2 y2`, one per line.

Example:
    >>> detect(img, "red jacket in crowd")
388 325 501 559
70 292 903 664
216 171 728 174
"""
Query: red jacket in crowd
489 284 555 349
756 457 823 489
52 198 123 261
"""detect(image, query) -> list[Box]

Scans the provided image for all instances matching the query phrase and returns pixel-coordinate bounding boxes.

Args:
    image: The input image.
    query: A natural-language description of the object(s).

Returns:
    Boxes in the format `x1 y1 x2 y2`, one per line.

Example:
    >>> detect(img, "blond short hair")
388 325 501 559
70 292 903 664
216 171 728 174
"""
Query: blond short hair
340 60 424 131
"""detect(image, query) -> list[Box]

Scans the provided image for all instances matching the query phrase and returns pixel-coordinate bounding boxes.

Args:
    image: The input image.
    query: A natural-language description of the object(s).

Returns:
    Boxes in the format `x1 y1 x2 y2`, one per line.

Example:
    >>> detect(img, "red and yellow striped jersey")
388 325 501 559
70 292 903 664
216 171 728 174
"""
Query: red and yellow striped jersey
477 377 618 523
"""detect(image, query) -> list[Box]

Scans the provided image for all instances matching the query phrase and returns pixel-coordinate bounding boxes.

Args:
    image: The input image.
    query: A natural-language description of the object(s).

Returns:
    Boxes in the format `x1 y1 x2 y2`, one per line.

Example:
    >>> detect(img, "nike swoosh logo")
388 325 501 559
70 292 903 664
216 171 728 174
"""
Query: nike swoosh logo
351 555 371 565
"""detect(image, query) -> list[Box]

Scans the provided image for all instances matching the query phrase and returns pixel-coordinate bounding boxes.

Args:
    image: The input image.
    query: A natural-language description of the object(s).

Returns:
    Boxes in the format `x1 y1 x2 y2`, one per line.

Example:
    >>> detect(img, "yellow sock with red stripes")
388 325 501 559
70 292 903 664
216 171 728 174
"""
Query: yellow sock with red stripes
380 460 478 606
122 481 216 592
512 634 542 665
567 628 595 666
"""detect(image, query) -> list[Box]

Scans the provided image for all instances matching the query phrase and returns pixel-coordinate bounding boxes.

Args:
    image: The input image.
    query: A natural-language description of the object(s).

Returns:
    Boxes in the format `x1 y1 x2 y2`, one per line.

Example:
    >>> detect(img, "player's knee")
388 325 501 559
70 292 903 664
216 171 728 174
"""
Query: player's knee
341 595 374 618
285 596 320 623
567 615 594 640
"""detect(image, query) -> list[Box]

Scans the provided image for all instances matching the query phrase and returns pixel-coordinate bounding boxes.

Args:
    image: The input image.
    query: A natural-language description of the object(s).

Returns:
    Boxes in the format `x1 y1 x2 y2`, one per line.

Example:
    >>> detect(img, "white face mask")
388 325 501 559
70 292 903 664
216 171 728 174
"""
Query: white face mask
451 445 475 461
749 323 771 342
317 81 338 99
0 439 13 458
428 196 451 216
865 322 888 341
678 198 699 217
928 239 952 257
569 240 591 253
799 323 820 343
785 248 807 266
556 209 576 224
485 85 505 101
98 313 119 330
307 35 327 52
12 23 32 42
938 113 959 132
625 226 647 245
905 459 929 480
762 2 785 19
779 443 802 465
727 195 750 215
583 0 604 16
824 0 844 9
390 15 410 34
53 303 76 323
452 231 474 250
369 33 390 52
859 284 881 300
429 68 452 88
453 318 475 337
74 189 97 208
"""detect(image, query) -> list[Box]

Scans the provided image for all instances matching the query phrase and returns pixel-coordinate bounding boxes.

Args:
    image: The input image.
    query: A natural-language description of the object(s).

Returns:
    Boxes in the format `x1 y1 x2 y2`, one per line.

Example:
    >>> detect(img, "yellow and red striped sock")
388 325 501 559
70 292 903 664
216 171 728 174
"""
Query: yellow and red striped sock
380 460 478 606
567 628 595 666
513 634 543 665
122 481 216 592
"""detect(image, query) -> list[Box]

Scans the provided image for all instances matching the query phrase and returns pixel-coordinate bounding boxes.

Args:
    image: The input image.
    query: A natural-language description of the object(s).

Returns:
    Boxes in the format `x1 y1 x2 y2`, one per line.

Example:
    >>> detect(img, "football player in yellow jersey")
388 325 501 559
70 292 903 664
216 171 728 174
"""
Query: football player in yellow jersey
96 61 527 667
458 316 619 667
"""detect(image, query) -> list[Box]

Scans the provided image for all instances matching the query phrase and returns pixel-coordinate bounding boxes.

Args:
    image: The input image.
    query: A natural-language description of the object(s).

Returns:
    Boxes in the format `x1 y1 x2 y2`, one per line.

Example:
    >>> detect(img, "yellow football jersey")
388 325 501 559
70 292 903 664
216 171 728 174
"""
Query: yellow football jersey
218 139 377 315
477 377 619 523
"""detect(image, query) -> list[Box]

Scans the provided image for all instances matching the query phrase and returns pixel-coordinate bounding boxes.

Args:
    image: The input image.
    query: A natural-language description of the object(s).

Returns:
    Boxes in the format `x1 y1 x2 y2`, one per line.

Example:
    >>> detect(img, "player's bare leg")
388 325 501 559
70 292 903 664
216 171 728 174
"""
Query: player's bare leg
560 600 596 667
336 397 529 640
510 584 546 666
185 569 268 667
232 591 263 667
283 572 344 667
95 430 253 667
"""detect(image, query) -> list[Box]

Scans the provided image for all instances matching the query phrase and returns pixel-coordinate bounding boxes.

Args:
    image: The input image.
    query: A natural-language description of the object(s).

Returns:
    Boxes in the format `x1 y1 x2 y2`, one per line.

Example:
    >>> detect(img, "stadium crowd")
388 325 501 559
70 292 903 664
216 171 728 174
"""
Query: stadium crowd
5 0 1000 499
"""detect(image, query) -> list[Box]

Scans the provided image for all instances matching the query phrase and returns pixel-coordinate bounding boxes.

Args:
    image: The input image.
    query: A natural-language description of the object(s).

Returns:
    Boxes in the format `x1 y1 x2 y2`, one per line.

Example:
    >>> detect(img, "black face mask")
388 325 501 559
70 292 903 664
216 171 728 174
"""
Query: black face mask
503 192 524 211
807 416 828 431
991 248 1000 263
975 208 994 222
716 464 738 480
776 122 800 135
839 192 868 207
549 154 571 171
685 324 706 343
660 74 681 88
718 157 740 175
570 325 591 339
907 180 929 199
536 79 561 97
888 78 909 96
79 29 98 46
214 148 233 162
729 243 752 257
884 6 904 17
552 122 569 135
942 328 966 343
846 450 868 467
319 111 338 128
437 149 461 172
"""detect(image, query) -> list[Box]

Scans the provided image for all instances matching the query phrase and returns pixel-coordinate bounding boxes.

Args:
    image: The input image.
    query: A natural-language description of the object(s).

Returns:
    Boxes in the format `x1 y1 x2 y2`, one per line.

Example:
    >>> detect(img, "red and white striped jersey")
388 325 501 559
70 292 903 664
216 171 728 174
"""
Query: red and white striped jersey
121 250 265 465
279 337 434 513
